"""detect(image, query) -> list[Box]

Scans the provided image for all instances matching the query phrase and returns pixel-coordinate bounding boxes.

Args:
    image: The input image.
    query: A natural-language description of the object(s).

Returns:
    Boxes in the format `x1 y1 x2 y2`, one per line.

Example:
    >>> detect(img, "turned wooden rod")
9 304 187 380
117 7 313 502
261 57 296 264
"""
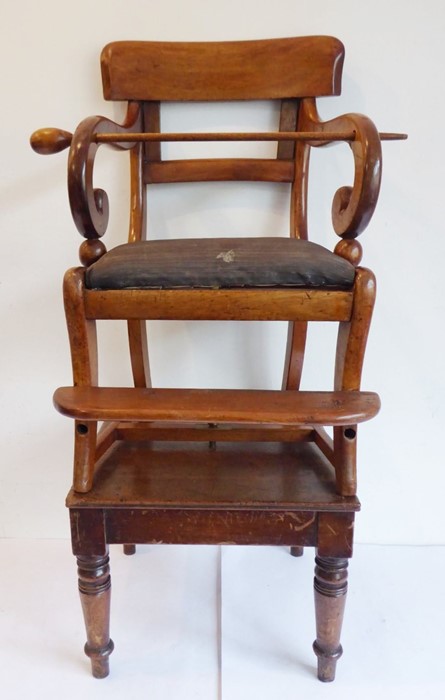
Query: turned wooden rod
30 127 407 155
95 130 407 144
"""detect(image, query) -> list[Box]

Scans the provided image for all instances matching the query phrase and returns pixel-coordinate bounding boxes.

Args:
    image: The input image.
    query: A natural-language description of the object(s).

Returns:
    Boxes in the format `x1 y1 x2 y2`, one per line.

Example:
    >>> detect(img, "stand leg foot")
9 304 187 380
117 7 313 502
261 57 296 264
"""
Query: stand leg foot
77 553 114 678
313 555 348 682
290 546 304 557
123 544 136 555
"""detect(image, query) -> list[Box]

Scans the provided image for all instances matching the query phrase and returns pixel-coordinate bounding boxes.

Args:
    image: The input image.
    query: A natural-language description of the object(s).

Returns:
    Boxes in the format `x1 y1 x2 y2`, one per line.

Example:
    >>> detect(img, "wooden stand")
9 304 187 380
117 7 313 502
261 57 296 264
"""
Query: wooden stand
68 433 359 680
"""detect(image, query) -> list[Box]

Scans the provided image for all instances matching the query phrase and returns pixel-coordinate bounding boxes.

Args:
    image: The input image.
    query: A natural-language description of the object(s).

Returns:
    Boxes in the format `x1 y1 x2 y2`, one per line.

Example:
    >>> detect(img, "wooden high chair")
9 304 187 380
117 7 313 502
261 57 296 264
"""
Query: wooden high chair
31 37 404 683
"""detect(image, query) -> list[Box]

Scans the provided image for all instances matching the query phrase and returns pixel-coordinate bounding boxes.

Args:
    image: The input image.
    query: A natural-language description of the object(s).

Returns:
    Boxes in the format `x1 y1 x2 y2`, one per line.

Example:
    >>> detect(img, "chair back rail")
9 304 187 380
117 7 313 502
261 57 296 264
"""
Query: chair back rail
101 37 345 101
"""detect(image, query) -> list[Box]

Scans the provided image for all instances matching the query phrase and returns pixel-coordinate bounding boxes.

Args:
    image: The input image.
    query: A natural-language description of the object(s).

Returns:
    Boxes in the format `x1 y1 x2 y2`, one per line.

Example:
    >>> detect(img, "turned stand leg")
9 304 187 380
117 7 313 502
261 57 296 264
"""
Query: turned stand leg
313 555 348 682
77 553 114 678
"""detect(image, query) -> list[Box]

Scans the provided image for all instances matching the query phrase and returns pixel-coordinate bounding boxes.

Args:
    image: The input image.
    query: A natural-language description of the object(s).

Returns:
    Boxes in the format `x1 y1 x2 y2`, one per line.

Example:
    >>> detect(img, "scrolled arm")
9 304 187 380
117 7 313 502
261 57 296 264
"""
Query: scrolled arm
300 98 382 239
31 103 142 239
67 102 141 239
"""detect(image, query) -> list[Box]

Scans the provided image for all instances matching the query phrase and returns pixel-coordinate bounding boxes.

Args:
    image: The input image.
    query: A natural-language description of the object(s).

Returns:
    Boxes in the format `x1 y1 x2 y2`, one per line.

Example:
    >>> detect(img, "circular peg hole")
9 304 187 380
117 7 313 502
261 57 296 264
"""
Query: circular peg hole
344 428 356 440
76 423 89 436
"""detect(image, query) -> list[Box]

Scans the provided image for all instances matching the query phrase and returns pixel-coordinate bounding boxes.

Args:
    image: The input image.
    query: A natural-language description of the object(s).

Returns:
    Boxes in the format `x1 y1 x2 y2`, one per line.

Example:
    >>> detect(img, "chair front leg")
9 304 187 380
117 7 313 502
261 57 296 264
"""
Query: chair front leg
313 555 348 682
77 552 114 678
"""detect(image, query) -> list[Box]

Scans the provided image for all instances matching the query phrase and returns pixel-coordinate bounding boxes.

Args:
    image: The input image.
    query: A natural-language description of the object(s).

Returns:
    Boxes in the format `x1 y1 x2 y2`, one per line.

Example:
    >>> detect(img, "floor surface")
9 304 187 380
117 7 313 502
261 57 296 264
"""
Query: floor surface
1 540 443 699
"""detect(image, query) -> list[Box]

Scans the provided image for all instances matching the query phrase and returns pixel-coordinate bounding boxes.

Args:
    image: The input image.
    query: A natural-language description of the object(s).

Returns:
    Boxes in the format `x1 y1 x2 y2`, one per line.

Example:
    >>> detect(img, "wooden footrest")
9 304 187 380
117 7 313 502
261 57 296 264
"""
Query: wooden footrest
53 387 380 426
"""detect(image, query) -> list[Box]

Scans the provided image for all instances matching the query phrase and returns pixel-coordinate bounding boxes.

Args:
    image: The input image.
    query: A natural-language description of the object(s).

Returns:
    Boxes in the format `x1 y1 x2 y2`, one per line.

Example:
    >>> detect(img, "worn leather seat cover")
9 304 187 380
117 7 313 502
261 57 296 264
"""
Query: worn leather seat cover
86 238 355 290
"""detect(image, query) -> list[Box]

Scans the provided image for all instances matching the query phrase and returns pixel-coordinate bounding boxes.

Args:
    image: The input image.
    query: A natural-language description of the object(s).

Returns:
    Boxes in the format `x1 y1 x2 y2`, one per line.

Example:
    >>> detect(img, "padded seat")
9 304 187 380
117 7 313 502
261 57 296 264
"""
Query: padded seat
85 237 356 290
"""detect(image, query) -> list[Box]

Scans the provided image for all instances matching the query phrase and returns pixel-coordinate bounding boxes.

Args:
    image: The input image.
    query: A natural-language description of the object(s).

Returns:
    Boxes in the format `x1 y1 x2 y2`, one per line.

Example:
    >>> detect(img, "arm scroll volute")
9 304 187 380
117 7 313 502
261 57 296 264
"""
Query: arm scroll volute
68 116 109 239
67 104 141 239
300 99 382 239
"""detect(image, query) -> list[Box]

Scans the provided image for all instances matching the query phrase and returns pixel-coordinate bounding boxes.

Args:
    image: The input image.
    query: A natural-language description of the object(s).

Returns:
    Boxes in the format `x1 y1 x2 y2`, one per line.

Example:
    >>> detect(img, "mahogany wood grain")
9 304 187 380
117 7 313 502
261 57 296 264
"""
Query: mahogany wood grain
66 440 359 513
30 127 73 155
77 554 114 678
84 288 353 321
53 387 380 426
104 509 318 546
142 101 161 164
78 239 107 267
98 130 356 143
128 143 146 243
127 138 151 390
333 267 376 495
290 142 310 238
317 513 355 558
282 320 308 390
31 127 407 154
68 102 141 240
67 440 357 680
127 320 151 388
281 102 311 390
144 158 294 184
96 130 405 144
63 268 99 492
63 268 98 387
299 98 382 239
31 36 395 682
334 239 363 266
313 426 335 463
95 421 118 462
333 425 357 496
277 99 298 160
101 37 345 101
113 422 314 443
73 420 98 494
70 509 107 554
335 267 377 392
313 556 349 681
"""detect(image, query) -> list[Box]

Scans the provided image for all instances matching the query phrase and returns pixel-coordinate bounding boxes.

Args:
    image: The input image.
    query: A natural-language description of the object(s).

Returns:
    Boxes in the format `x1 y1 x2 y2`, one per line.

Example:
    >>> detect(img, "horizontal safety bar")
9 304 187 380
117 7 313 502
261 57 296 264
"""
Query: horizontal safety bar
30 127 407 155
95 130 407 143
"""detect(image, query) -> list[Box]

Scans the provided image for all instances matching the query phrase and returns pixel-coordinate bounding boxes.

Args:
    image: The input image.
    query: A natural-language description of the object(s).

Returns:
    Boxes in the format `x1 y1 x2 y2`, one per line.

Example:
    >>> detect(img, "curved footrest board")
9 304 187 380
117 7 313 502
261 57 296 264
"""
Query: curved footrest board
54 387 380 426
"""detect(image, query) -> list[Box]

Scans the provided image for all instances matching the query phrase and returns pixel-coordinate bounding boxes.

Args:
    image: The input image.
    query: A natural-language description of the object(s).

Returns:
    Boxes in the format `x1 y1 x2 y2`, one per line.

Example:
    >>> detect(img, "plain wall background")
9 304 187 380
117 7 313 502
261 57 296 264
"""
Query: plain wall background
1 0 443 544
